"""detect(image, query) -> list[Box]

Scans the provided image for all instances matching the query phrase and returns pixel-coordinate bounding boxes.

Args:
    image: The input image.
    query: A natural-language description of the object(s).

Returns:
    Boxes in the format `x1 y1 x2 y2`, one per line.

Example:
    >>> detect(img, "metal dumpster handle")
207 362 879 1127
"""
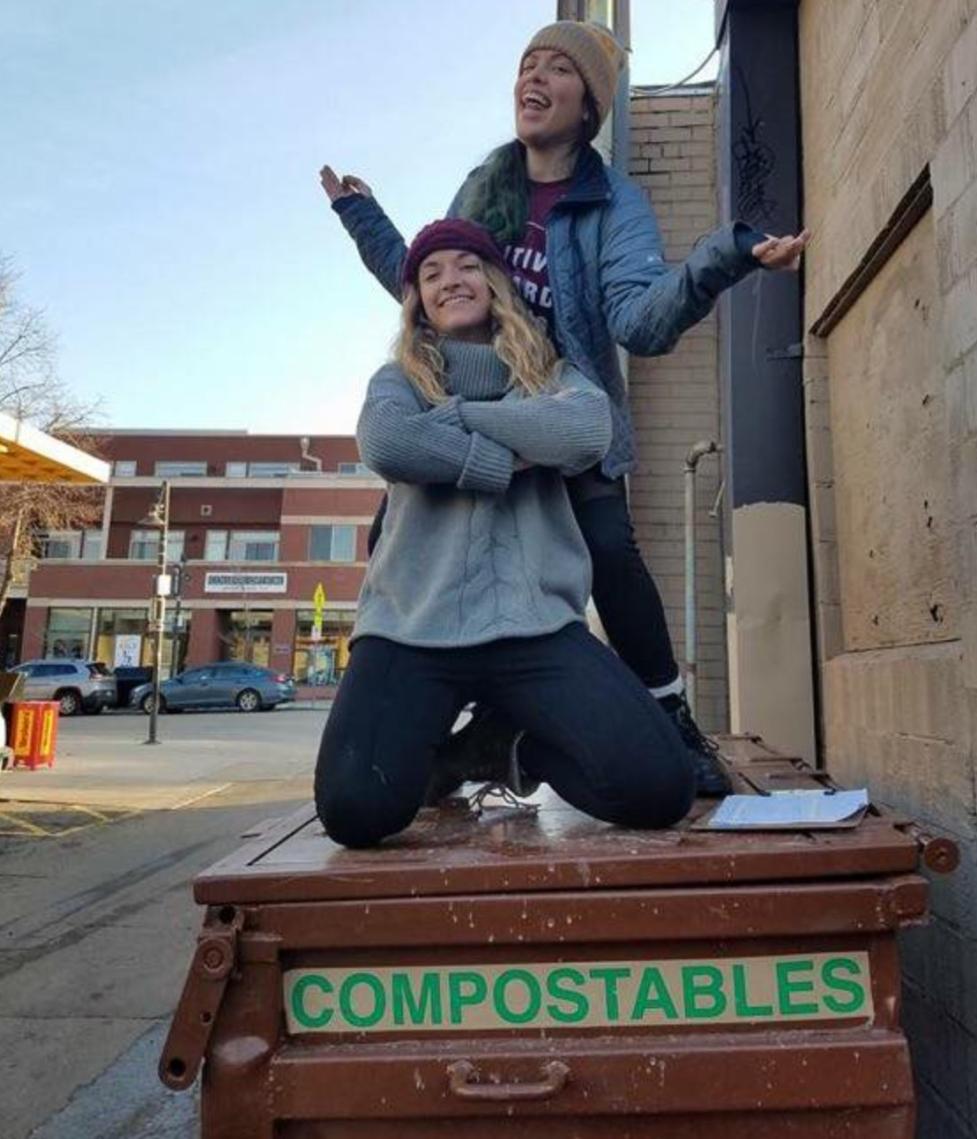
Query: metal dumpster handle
447 1059 570 1102
159 907 244 1091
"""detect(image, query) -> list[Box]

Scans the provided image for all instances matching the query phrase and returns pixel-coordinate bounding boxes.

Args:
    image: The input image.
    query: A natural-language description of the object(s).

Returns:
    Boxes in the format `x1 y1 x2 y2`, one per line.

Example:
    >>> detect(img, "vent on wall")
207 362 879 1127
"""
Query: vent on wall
200 504 213 517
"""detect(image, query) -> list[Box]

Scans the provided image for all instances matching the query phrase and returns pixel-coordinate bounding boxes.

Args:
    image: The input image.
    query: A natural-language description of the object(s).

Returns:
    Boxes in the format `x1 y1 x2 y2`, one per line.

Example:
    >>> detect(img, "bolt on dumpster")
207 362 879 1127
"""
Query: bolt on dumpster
161 736 957 1138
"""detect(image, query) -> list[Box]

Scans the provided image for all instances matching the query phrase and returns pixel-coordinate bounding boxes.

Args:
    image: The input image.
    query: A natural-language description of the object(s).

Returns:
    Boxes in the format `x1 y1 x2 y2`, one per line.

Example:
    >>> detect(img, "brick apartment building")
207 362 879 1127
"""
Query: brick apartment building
3 431 384 695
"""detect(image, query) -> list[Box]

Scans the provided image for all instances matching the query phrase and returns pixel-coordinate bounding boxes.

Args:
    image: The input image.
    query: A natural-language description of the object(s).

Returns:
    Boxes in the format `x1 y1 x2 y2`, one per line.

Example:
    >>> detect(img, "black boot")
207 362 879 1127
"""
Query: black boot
424 706 539 806
658 691 731 798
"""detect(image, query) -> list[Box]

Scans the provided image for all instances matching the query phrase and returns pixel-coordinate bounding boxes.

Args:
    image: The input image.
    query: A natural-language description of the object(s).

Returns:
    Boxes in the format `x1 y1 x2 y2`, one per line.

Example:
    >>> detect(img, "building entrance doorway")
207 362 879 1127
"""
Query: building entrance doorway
219 610 273 667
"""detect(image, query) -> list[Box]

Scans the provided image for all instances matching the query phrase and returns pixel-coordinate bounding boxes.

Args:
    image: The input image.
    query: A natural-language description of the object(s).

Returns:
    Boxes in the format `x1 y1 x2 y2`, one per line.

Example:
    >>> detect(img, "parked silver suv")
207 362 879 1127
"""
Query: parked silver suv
11 660 118 716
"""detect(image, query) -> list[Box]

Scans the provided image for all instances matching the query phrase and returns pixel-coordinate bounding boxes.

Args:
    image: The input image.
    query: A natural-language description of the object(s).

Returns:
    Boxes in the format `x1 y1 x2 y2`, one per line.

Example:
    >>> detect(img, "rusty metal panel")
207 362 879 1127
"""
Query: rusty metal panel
267 1032 913 1118
247 878 927 949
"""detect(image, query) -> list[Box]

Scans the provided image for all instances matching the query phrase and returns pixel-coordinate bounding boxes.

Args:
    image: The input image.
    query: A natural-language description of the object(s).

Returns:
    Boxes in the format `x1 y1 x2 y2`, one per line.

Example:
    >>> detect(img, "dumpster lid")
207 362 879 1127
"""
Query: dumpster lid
195 736 923 905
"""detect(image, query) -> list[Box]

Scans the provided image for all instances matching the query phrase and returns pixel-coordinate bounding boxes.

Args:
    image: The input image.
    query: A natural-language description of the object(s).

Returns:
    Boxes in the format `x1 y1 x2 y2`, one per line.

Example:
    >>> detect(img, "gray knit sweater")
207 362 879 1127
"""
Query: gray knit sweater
353 340 612 648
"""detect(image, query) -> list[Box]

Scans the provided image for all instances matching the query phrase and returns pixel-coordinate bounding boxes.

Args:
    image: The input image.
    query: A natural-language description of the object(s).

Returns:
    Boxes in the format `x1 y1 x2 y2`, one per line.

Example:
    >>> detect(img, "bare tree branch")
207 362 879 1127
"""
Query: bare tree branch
0 253 106 621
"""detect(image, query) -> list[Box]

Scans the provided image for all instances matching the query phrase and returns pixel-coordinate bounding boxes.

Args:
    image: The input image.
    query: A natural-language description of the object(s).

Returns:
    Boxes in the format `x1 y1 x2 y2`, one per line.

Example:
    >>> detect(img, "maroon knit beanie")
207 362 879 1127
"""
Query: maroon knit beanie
402 219 507 288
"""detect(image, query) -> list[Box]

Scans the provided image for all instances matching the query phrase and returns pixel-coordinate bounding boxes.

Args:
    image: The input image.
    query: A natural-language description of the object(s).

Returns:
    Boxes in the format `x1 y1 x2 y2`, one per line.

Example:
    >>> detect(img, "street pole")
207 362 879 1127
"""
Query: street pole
172 553 187 675
146 480 170 745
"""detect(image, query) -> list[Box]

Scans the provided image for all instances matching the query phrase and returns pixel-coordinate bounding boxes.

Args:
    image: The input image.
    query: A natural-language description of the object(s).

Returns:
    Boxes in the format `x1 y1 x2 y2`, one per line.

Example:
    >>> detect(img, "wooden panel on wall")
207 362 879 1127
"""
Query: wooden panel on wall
827 209 958 650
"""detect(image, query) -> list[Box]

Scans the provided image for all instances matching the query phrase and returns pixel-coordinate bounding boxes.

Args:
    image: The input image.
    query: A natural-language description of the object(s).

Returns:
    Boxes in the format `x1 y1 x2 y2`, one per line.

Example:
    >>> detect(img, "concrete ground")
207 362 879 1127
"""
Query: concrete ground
0 705 329 1139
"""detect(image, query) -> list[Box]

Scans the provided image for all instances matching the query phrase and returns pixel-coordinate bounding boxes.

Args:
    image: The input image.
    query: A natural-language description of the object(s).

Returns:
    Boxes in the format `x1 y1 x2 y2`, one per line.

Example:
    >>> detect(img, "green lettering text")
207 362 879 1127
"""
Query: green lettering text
630 967 678 1022
821 957 867 1015
391 972 443 1026
338 973 386 1028
291 975 333 1029
776 960 819 1016
681 965 728 1019
494 969 542 1025
732 964 774 1018
589 967 631 1021
448 971 488 1025
545 967 589 1024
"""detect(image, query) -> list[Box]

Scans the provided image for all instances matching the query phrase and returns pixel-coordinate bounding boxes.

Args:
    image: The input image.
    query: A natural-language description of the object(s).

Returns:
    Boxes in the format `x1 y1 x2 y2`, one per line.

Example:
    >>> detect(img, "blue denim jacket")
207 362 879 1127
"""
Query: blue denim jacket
334 145 762 478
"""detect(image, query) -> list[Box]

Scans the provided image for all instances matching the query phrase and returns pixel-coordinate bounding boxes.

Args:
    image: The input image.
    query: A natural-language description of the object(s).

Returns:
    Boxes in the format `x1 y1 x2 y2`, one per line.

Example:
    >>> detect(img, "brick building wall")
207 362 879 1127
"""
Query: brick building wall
799 2 977 1133
627 86 728 731
17 432 383 695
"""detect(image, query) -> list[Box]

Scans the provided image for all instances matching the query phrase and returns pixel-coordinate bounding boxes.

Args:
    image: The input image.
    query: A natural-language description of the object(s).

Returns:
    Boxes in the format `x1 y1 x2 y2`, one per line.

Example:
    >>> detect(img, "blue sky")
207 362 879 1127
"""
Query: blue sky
2 1 718 435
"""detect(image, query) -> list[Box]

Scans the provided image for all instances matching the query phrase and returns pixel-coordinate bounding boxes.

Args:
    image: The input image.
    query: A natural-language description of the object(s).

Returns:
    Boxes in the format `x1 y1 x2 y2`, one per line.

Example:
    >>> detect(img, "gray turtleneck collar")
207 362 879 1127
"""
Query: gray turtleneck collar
440 338 511 401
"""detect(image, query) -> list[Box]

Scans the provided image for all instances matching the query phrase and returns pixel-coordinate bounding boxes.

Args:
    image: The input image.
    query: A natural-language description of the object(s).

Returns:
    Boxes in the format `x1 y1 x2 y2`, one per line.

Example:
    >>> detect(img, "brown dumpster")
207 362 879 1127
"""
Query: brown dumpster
161 736 957 1138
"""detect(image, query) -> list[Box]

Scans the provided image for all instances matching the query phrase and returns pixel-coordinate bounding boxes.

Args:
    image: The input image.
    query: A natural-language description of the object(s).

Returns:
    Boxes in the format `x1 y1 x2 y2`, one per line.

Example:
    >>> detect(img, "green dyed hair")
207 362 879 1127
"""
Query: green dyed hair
455 92 601 246
454 140 530 247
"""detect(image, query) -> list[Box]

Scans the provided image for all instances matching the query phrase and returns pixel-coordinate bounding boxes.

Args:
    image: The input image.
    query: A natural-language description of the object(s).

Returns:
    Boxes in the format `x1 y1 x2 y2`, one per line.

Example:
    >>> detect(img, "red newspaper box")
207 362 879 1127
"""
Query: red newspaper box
10 701 59 769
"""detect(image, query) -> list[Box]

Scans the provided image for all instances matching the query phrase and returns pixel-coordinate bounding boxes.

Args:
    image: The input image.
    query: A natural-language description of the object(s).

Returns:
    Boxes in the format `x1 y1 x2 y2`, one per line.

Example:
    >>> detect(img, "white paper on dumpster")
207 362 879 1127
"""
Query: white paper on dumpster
701 788 870 830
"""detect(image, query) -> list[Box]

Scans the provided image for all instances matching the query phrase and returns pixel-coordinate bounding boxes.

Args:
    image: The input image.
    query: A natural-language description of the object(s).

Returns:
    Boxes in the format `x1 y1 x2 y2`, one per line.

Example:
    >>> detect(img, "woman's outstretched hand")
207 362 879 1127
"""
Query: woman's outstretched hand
751 229 810 271
320 165 373 203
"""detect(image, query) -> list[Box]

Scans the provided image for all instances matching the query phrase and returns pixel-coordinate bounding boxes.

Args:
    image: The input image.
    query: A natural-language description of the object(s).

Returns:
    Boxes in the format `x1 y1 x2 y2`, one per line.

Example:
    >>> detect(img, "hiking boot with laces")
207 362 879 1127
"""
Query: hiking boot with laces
424 706 539 806
659 691 732 798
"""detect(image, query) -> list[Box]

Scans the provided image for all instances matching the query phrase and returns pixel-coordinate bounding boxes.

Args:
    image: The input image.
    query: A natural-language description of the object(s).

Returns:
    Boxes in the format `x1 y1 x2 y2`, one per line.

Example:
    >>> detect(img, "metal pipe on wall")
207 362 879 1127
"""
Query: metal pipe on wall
684 440 721 717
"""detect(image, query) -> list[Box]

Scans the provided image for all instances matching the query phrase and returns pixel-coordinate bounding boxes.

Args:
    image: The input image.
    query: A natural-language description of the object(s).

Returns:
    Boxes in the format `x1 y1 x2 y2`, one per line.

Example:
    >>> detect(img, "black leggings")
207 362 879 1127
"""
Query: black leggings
367 469 679 689
315 624 694 848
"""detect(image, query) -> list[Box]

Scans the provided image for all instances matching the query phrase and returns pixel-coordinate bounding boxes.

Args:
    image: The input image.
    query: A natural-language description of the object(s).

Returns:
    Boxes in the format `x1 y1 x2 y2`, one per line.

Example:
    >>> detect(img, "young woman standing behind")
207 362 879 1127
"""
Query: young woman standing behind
321 21 807 794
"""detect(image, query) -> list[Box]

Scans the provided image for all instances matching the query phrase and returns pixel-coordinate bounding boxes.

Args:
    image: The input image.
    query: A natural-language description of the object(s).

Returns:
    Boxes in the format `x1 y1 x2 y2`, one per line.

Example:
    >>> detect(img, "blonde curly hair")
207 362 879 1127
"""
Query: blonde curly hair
395 261 560 405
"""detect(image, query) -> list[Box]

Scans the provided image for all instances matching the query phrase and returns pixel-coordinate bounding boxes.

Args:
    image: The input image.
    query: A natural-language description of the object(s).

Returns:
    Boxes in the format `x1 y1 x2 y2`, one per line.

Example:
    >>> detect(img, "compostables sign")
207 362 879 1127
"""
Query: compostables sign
284 953 872 1035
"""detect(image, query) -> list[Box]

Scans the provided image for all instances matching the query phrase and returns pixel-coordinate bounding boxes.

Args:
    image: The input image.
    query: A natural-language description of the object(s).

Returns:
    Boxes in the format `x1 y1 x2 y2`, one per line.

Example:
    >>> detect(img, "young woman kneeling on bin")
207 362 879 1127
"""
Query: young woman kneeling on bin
314 219 695 849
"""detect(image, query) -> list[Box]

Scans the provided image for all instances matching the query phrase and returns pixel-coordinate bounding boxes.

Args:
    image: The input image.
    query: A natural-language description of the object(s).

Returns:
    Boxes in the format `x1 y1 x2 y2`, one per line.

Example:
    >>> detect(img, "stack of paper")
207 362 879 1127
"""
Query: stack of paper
700 788 870 831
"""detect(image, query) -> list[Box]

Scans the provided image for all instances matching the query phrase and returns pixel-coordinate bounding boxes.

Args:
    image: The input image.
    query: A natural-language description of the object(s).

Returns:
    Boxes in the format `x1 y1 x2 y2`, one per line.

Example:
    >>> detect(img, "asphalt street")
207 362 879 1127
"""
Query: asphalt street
0 705 329 1139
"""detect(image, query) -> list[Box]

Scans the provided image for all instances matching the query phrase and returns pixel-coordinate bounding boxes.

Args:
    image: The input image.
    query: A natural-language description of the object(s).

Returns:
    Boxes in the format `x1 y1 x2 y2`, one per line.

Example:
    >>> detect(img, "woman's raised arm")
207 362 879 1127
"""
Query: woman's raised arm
320 164 407 301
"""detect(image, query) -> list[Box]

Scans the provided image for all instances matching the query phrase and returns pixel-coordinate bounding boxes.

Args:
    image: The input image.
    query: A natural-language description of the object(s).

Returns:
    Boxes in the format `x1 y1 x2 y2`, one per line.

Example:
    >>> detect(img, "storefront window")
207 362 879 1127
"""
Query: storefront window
220 610 273 666
95 607 147 669
43 608 93 659
292 608 354 686
94 607 191 678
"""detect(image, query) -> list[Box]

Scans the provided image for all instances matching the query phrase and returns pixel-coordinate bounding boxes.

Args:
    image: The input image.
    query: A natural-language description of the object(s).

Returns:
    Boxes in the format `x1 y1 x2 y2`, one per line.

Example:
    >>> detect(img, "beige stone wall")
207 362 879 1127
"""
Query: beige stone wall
800 2 977 1133
627 88 727 731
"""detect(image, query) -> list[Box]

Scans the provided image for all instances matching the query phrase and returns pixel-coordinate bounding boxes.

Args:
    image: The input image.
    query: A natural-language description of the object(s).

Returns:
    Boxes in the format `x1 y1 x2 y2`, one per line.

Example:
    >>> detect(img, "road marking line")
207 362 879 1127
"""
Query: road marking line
69 803 112 823
170 783 231 810
0 803 142 839
0 811 50 836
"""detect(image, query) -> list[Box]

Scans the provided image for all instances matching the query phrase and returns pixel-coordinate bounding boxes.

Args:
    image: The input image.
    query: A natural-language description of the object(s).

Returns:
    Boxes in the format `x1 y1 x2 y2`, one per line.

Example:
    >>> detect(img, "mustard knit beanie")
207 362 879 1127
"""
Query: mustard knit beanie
521 21 627 126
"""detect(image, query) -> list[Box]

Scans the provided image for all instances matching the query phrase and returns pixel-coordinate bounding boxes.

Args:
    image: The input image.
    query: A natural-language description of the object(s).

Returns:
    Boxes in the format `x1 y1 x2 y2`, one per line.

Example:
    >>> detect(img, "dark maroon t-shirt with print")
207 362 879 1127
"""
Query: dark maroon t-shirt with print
503 178 570 336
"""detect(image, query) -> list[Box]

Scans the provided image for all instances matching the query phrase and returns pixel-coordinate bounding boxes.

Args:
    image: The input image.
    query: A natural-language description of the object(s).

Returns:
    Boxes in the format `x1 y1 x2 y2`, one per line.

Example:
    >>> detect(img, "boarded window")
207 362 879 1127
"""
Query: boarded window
826 209 957 649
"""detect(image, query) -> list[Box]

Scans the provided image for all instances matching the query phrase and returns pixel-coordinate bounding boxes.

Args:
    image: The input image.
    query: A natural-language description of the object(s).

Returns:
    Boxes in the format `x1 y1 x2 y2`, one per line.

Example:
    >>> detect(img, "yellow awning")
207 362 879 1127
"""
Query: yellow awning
0 411 110 485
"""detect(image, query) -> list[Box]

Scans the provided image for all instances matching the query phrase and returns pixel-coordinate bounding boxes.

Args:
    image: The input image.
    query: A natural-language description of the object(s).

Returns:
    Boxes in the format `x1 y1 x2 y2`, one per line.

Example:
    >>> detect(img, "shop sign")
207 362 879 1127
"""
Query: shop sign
284 952 872 1035
204 572 287 594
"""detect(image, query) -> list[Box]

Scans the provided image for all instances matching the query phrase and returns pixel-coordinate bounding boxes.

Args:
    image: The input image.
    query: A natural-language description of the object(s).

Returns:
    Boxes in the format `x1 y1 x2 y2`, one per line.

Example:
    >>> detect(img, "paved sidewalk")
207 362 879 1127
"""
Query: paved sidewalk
0 705 330 812
0 707 328 1138
29 1022 198 1139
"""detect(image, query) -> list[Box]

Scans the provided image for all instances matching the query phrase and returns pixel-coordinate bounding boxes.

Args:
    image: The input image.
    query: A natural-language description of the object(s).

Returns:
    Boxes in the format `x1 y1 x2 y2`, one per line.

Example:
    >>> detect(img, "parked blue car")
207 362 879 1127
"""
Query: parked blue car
130 662 296 714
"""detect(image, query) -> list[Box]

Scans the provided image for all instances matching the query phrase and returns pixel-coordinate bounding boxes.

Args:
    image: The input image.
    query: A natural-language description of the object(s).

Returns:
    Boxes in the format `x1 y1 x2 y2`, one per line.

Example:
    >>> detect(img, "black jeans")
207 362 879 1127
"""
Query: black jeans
367 470 679 689
315 624 694 848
